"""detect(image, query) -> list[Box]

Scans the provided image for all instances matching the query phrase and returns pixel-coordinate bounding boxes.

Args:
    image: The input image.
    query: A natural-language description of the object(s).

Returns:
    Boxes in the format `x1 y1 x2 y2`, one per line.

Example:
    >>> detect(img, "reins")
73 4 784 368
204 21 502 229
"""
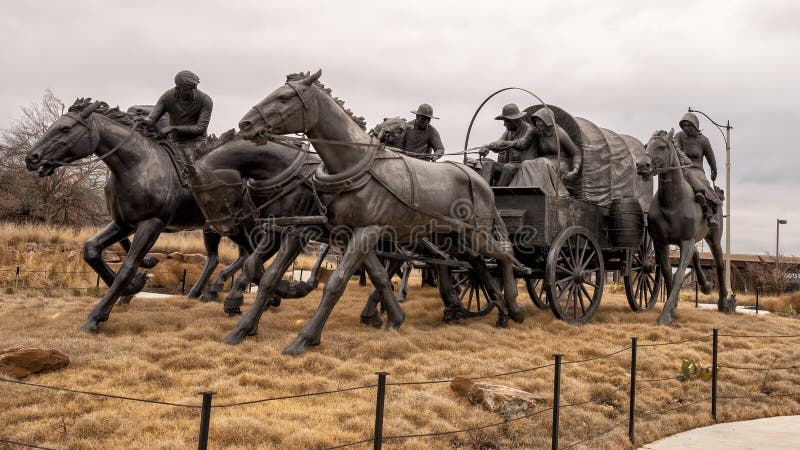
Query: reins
52 116 139 168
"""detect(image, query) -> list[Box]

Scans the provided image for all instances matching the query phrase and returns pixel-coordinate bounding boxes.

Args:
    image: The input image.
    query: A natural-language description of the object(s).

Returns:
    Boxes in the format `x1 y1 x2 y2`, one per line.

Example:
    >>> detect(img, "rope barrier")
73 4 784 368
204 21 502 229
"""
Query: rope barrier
718 392 800 400
382 405 554 440
212 383 378 408
562 346 631 364
387 362 555 386
718 333 800 339
0 377 199 408
719 363 799 371
638 335 712 347
636 397 711 418
0 437 55 450
322 437 372 449
558 417 629 450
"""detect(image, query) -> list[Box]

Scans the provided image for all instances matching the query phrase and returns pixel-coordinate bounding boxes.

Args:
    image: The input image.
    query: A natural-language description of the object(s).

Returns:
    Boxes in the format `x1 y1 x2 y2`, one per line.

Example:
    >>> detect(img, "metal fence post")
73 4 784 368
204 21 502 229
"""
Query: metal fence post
755 287 759 314
95 273 100 288
197 391 215 450
552 354 562 450
181 269 187 295
695 279 699 308
712 328 719 422
374 372 388 450
628 337 637 443
14 266 20 289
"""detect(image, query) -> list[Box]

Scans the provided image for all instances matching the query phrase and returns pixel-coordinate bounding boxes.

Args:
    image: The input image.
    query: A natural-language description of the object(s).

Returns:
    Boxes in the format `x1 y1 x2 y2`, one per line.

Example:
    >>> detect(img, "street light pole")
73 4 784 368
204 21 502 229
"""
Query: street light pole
688 108 732 292
777 219 787 267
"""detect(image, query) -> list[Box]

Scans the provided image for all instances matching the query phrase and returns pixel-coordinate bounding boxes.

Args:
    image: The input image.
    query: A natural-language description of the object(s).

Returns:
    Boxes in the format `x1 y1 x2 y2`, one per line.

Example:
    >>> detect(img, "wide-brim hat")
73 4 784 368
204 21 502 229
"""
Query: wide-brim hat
411 103 438 119
495 103 526 120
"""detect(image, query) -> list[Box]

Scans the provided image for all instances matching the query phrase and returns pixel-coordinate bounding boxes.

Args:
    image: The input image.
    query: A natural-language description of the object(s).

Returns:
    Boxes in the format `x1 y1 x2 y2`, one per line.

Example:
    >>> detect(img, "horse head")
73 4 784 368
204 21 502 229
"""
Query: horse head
371 117 407 147
637 129 677 177
239 69 322 141
26 98 103 176
186 161 245 236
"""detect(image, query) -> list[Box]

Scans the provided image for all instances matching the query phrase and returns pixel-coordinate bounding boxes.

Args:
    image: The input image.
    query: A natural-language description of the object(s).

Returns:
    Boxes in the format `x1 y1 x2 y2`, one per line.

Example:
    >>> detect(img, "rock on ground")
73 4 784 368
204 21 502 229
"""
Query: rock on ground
0 348 70 379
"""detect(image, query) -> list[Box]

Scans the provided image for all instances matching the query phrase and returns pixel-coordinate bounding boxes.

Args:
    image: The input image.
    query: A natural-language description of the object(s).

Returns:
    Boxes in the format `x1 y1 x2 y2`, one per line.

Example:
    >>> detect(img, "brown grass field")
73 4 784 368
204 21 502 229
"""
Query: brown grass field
1 279 799 450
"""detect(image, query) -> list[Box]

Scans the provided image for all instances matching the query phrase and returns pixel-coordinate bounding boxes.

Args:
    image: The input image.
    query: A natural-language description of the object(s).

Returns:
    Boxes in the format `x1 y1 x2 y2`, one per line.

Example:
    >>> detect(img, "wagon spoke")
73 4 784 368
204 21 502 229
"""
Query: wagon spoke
579 284 591 314
580 250 597 271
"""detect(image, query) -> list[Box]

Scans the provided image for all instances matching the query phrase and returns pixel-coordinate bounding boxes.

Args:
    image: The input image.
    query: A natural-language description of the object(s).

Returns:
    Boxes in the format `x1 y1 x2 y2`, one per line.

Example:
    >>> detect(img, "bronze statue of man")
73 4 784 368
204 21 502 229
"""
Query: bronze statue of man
400 104 445 161
674 112 722 227
480 104 535 186
142 70 213 163
530 108 582 183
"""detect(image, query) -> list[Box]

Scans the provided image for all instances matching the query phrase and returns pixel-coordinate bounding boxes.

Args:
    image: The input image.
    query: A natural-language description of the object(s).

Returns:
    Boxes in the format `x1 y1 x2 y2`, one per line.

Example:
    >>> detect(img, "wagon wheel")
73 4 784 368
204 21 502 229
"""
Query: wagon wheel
624 229 662 311
545 226 605 324
525 278 549 309
450 268 496 317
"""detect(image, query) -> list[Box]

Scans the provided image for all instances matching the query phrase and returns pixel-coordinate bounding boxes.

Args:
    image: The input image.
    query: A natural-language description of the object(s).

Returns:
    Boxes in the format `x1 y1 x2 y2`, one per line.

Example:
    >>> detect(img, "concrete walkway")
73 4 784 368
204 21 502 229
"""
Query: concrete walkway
640 415 800 449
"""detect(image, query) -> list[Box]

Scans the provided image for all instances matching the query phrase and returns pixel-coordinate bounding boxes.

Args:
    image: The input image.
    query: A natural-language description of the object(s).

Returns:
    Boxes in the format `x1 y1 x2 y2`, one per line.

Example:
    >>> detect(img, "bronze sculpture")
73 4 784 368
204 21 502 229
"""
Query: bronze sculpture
675 112 722 227
142 70 213 164
399 104 445 161
24 99 263 332
234 70 525 354
636 130 735 325
479 104 534 186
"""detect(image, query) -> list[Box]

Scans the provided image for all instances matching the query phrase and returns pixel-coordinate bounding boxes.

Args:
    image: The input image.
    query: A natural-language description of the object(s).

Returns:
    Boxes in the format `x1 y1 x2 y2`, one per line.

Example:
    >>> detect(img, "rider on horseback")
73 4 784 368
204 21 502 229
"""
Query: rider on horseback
141 70 213 164
674 112 722 227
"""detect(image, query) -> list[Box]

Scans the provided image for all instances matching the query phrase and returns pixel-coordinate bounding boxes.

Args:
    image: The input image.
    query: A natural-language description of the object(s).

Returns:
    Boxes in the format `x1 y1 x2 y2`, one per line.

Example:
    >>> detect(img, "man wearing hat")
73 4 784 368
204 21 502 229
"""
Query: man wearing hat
674 112 722 227
479 103 535 186
142 70 213 163
400 103 445 161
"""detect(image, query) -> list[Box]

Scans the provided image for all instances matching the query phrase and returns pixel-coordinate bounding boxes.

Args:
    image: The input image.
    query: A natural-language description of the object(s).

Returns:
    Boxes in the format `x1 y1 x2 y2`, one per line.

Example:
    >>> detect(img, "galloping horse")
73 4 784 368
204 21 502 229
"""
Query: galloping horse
25 99 259 332
234 70 525 354
636 130 735 325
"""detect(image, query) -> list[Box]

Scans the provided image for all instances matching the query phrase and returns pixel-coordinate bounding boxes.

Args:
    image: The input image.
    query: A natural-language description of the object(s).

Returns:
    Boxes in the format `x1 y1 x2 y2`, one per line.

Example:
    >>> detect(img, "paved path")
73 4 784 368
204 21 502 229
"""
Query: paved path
640 415 800 449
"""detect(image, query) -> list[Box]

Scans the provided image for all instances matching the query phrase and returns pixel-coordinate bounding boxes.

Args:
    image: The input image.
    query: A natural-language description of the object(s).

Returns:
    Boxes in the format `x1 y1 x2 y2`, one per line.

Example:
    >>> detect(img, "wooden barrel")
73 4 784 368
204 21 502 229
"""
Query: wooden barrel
608 197 644 248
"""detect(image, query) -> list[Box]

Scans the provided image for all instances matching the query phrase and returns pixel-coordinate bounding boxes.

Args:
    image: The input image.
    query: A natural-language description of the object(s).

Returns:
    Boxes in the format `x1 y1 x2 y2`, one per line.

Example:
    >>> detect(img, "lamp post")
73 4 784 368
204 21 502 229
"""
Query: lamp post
688 107 732 292
777 219 787 267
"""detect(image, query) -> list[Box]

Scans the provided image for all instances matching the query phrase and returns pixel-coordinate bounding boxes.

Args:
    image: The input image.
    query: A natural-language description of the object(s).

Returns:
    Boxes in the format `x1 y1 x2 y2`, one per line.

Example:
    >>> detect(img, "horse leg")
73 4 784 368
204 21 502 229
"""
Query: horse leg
282 227 378 355
224 232 304 345
397 262 411 302
84 222 134 288
363 253 406 330
360 257 403 328
305 243 331 288
658 240 694 325
469 230 524 324
706 232 734 313
692 249 713 295
205 245 248 302
119 237 158 269
80 218 164 333
187 230 221 299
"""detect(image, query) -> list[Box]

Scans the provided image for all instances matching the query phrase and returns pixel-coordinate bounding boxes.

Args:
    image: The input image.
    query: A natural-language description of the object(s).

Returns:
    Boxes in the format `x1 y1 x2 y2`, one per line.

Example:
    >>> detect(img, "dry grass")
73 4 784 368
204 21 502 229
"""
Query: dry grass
1 282 799 449
686 290 800 315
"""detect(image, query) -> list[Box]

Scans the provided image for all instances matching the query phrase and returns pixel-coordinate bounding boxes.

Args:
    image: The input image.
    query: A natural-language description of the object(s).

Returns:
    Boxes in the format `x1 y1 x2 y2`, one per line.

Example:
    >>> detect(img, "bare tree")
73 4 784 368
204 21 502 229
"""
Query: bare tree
0 90 109 225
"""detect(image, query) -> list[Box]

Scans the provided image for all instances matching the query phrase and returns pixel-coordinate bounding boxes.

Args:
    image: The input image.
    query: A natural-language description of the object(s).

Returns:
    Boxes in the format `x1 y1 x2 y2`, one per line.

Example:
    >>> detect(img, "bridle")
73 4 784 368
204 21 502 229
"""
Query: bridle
37 106 138 169
646 134 692 175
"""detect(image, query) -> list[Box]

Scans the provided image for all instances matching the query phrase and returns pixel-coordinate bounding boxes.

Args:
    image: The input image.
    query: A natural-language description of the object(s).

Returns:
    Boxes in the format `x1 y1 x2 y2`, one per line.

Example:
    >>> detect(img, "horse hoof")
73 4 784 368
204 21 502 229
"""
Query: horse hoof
223 292 243 308
224 307 242 316
386 311 406 330
140 256 159 269
118 295 134 305
700 282 713 295
657 314 676 326
267 296 282 308
223 329 248 345
495 314 509 328
247 324 259 336
508 304 526 324
122 272 148 296
282 334 320 355
361 314 383 328
79 320 100 334
202 290 220 302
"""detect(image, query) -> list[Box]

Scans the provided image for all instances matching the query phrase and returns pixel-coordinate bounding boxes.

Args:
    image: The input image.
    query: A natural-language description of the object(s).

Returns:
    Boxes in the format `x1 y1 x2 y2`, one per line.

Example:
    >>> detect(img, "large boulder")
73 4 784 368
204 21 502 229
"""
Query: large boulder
451 374 546 416
0 348 70 379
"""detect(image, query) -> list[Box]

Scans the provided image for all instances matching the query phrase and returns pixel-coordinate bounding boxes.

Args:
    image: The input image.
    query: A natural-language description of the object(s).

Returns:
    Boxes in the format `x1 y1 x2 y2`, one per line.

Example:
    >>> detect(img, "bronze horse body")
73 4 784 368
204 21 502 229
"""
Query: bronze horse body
637 130 735 325
234 70 525 355
25 99 259 332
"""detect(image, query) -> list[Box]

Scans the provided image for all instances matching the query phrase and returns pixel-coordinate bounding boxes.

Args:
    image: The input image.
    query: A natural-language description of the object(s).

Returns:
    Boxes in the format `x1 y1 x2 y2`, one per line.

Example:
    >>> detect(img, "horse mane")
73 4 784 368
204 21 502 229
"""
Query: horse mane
651 129 679 149
68 98 167 144
285 72 368 131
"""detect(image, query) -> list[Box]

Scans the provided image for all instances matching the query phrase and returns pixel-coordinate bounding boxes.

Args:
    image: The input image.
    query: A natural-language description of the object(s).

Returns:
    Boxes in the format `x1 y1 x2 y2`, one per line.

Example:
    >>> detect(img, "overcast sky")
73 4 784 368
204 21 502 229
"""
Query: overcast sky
2 0 798 255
